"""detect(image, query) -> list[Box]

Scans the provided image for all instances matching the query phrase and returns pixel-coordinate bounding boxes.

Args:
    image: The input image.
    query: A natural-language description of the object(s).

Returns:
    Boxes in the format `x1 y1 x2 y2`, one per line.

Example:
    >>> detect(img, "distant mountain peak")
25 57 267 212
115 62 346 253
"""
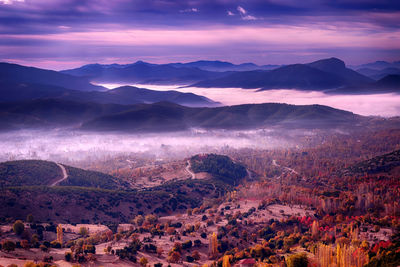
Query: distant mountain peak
308 57 346 70
133 60 150 65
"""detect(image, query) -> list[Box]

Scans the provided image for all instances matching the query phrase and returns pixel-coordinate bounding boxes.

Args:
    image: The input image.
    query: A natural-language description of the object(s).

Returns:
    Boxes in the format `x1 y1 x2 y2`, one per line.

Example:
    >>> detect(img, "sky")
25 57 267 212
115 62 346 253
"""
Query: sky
0 0 399 70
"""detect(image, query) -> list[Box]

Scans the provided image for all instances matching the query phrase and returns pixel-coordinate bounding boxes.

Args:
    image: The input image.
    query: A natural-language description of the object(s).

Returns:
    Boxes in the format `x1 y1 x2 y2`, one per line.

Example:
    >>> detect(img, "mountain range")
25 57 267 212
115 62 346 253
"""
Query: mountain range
3 58 398 97
0 81 218 107
0 58 399 132
61 60 280 85
350 60 400 81
190 58 375 91
167 60 280 72
61 60 229 85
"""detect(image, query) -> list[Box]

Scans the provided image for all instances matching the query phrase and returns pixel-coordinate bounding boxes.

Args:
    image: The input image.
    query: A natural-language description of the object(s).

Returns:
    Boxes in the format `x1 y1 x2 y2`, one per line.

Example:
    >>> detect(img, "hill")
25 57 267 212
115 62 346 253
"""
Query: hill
0 99 131 129
340 149 400 177
0 62 104 92
0 82 218 107
0 160 63 187
190 154 247 185
327 74 400 94
0 160 124 189
61 61 228 85
0 152 244 223
191 58 371 90
81 102 363 132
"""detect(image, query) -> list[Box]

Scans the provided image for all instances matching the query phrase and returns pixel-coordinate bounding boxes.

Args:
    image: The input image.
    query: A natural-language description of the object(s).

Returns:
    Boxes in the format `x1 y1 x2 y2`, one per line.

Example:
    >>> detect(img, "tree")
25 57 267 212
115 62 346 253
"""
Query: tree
57 224 63 245
26 214 34 223
13 220 25 235
286 253 308 267
192 250 201 261
311 220 319 239
79 227 89 236
21 239 30 249
145 214 158 225
209 232 218 258
133 215 144 226
139 257 148 266
167 250 181 263
222 255 231 267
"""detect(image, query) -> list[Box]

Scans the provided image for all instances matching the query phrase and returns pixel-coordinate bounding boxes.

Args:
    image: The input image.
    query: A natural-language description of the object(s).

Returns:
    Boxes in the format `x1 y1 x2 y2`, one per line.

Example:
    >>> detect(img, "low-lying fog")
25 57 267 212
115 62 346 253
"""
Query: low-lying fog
2 84 399 166
0 129 305 164
102 83 400 117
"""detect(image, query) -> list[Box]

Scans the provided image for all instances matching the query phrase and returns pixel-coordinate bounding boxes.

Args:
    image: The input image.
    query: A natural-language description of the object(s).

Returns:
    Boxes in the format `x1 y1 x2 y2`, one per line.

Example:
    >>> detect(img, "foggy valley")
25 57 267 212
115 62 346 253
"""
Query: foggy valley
1 1 400 266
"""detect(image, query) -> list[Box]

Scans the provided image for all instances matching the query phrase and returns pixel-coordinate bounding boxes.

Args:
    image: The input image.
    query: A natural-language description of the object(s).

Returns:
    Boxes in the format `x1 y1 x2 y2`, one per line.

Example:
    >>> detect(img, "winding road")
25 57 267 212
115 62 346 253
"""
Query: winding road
50 163 69 186
272 159 301 180
185 160 196 179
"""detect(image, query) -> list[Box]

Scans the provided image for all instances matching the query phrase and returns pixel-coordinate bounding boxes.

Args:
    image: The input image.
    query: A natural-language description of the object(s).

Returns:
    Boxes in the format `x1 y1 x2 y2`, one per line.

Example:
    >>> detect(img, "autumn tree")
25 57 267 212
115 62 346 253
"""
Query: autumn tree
79 227 89 236
311 220 319 239
209 232 218 258
222 255 231 267
139 257 148 266
167 250 181 263
133 215 144 226
57 224 63 245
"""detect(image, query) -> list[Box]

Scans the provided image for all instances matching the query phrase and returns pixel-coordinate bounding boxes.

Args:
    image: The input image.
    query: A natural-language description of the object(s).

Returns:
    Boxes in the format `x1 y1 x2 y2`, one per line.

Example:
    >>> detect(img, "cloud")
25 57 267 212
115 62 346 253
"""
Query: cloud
0 0 23 4
243 15 257 21
180 8 199 13
237 6 247 15
0 0 399 67
237 5 258 20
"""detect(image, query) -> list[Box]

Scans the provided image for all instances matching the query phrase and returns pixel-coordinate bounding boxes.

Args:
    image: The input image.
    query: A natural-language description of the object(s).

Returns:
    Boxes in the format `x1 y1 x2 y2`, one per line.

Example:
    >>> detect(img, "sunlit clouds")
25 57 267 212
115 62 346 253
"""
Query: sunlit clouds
0 0 398 67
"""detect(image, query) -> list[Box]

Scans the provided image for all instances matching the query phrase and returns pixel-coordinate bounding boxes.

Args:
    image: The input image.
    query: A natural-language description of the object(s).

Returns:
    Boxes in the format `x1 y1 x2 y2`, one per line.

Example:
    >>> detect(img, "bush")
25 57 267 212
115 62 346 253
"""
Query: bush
286 253 308 267
50 241 61 248
182 240 192 250
2 240 16 252
194 239 202 247
65 252 72 262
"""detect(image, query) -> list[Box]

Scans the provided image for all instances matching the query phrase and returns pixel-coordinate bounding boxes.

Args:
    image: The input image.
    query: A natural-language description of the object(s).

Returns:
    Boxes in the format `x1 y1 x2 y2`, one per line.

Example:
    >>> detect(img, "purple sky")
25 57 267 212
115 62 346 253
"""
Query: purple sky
0 0 399 70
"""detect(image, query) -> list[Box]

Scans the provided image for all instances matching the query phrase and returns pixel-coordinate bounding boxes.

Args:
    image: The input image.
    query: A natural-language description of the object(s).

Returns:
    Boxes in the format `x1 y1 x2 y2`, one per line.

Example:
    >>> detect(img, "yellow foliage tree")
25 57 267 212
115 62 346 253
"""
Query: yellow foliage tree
57 224 63 245
209 232 218 258
222 255 231 267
